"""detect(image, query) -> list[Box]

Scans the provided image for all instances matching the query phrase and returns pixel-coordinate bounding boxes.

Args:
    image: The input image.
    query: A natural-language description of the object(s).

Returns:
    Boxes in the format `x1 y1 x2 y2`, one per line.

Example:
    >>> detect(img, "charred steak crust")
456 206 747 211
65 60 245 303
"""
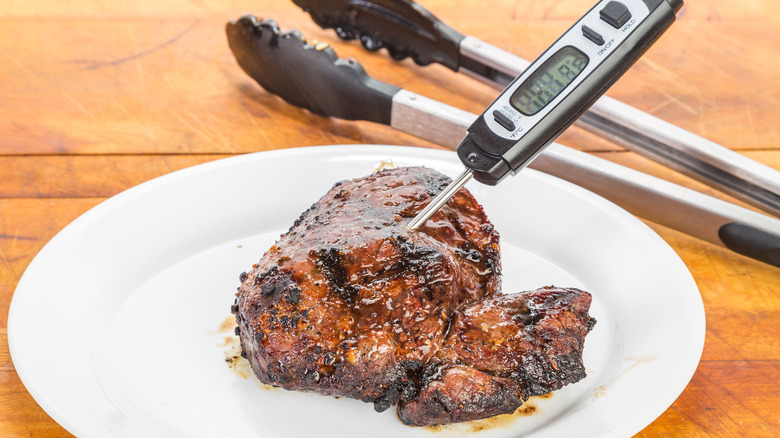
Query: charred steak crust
233 167 501 408
397 286 596 426
231 166 596 426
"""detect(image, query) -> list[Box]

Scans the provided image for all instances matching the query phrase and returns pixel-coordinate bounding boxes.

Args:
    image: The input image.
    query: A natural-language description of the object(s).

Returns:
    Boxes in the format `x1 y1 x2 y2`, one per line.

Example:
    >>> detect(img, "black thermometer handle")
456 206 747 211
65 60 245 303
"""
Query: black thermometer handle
458 0 683 185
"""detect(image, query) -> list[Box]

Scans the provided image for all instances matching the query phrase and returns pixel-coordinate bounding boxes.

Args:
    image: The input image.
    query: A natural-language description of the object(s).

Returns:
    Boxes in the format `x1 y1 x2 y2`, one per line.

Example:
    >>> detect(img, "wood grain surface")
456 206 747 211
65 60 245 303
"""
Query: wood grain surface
1 0 778 436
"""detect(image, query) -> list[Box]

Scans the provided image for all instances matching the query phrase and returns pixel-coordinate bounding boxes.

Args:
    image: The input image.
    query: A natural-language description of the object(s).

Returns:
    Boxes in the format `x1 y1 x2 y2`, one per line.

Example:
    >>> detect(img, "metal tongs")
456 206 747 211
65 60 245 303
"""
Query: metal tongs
225 17 780 268
290 0 780 219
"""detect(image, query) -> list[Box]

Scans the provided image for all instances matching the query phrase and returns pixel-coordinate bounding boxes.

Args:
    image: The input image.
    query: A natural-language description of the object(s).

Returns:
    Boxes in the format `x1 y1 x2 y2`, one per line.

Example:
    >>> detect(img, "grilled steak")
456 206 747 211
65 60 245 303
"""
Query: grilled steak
398 286 596 425
231 166 595 425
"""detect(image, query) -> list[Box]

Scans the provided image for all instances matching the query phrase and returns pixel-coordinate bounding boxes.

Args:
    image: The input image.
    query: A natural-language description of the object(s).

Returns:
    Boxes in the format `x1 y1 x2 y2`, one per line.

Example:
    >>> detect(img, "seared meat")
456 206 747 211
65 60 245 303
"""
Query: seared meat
398 286 596 425
233 167 500 408
232 166 595 425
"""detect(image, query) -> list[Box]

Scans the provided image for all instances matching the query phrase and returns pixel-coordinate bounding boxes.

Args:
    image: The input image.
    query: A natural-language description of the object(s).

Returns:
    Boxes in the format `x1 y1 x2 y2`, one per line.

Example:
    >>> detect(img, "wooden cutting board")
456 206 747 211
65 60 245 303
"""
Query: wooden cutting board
1 1 778 436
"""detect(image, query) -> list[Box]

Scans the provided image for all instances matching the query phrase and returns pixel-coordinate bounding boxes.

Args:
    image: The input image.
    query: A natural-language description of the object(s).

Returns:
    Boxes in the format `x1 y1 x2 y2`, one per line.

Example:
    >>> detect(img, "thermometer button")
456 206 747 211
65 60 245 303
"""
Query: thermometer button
582 25 605 45
600 1 632 29
492 110 516 132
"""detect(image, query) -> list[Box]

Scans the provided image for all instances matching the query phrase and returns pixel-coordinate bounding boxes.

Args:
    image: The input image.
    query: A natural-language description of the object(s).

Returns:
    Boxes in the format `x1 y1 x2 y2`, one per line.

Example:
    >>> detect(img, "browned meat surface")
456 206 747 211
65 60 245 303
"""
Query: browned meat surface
398 286 596 425
231 166 595 425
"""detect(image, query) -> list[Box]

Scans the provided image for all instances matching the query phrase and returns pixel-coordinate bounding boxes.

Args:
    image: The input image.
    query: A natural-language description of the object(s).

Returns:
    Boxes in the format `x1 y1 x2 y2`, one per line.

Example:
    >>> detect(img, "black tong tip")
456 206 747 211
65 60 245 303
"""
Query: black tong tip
226 16 400 124
291 0 463 70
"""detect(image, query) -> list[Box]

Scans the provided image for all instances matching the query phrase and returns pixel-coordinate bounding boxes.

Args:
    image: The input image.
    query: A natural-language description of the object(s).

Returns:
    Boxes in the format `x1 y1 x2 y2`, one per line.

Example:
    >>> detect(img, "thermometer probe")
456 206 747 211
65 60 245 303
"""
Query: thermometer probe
408 0 683 230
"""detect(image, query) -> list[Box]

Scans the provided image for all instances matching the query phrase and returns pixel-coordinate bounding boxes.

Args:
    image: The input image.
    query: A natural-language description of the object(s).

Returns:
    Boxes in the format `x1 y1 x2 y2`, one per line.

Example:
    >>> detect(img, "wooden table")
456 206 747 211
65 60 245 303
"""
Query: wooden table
1 0 778 436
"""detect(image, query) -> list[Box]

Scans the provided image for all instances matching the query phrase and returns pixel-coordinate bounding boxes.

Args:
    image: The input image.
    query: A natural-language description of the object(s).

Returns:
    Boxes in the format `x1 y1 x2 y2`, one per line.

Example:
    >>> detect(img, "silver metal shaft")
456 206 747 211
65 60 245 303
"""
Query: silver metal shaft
407 168 473 230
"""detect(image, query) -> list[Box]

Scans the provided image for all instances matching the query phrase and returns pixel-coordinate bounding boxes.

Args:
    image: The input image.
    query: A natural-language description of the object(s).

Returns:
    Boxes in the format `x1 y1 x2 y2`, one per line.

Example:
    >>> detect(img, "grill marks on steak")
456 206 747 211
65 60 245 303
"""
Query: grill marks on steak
232 166 595 426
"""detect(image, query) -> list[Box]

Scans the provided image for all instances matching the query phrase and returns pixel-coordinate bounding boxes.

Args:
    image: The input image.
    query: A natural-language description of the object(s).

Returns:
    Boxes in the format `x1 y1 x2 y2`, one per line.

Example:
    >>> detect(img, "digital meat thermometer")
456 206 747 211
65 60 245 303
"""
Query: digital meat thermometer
408 0 683 230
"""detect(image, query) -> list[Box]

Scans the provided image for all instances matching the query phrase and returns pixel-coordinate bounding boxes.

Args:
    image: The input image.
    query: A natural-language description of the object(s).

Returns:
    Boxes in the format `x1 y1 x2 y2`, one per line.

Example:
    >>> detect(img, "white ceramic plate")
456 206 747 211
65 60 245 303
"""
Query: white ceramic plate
9 145 704 438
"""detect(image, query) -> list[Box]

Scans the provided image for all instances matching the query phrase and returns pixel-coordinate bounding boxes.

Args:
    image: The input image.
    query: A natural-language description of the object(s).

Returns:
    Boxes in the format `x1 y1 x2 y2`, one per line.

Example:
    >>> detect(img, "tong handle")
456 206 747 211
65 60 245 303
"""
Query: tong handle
226 16 400 124
719 223 780 266
291 0 463 70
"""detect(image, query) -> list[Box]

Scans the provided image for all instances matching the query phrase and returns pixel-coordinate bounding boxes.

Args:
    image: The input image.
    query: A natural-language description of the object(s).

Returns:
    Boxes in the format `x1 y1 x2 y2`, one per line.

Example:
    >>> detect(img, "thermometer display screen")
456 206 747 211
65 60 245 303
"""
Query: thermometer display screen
510 46 589 116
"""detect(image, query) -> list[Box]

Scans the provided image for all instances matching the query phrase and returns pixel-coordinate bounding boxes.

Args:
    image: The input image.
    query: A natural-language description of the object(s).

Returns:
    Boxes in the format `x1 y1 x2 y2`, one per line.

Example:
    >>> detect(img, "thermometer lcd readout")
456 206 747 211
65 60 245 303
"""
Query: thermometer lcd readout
408 0 683 230
511 46 589 116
